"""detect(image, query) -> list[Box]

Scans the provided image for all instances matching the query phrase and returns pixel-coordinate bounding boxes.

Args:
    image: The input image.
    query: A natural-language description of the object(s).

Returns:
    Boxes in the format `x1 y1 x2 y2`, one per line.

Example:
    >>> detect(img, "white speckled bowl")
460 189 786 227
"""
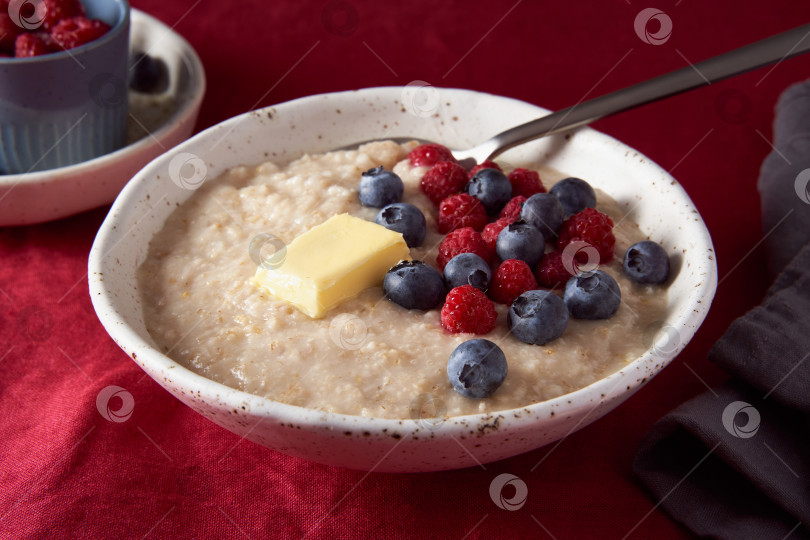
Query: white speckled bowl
88 87 717 472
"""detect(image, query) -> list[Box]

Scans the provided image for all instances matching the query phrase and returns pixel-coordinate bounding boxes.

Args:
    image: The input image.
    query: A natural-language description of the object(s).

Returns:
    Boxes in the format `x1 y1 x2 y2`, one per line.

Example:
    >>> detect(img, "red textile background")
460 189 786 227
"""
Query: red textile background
3 1 810 538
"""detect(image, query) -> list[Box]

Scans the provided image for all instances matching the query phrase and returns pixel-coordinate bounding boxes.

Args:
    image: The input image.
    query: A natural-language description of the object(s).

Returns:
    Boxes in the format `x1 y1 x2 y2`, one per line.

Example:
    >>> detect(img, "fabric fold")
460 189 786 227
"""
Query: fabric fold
634 78 810 539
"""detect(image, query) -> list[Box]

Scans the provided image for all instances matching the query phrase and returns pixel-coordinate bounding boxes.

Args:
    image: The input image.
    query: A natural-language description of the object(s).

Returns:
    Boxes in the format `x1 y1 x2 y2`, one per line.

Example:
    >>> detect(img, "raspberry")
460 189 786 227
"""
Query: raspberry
51 16 109 51
420 161 468 205
481 217 513 253
489 259 538 305
468 160 502 178
409 143 456 167
437 193 488 233
1 14 22 53
508 168 546 198
535 251 572 288
42 0 85 31
557 208 615 264
441 285 497 334
498 195 527 221
14 33 51 57
437 227 491 270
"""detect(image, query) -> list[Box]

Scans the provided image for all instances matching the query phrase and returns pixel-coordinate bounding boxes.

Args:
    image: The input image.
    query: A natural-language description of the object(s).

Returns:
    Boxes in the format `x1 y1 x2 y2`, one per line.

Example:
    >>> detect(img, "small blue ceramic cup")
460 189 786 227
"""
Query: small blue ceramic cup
0 0 130 174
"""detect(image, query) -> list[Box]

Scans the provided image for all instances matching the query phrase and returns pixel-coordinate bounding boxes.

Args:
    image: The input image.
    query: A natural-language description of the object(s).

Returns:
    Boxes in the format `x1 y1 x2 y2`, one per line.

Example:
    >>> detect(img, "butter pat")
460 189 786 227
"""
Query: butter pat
253 213 410 318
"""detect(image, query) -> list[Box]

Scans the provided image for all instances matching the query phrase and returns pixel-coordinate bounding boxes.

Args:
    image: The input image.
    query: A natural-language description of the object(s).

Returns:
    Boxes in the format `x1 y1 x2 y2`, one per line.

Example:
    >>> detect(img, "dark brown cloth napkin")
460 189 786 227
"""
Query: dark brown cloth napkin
633 79 810 539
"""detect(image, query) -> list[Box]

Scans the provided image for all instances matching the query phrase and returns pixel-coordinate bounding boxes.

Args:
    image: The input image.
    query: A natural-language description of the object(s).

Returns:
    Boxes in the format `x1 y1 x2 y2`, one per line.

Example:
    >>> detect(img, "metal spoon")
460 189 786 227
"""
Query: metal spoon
350 22 810 169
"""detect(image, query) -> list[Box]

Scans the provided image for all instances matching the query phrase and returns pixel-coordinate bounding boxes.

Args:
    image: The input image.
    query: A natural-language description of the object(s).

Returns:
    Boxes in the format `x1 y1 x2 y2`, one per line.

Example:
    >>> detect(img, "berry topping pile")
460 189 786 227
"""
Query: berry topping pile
468 160 501 178
495 220 546 267
520 193 564 241
420 161 468 205
535 251 570 288
446 339 507 398
383 261 445 311
408 143 457 167
481 217 512 253
437 193 487 233
498 195 527 222
443 253 491 291
508 168 546 197
0 0 111 57
550 177 596 216
563 270 621 320
359 166 403 207
489 259 538 306
436 227 491 270
361 143 671 400
623 240 670 284
465 168 512 214
375 202 426 248
441 285 497 335
557 207 615 263
508 290 569 346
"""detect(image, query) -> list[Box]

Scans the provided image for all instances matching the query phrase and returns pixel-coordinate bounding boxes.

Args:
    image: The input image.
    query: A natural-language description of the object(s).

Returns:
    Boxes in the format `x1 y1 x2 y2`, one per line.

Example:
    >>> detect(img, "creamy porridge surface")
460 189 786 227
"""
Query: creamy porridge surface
138 141 667 419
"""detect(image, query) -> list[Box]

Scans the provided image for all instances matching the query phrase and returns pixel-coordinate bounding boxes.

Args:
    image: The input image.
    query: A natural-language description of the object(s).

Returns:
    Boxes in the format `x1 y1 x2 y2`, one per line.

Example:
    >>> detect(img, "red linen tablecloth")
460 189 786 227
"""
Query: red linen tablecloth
3 1 810 537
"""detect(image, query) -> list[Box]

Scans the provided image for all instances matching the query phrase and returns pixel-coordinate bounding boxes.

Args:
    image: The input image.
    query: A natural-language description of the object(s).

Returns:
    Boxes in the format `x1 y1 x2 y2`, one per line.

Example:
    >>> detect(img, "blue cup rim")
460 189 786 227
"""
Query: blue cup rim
0 0 130 64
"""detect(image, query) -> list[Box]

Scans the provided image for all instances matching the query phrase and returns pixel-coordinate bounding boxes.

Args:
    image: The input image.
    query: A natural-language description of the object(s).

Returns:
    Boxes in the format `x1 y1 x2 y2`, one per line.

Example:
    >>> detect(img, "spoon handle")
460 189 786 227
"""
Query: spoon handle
461 22 810 164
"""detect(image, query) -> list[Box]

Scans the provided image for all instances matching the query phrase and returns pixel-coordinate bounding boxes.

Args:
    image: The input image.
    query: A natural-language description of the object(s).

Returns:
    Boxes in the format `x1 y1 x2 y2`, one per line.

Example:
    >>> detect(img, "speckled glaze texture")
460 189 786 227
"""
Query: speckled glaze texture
0 9 206 226
88 88 718 472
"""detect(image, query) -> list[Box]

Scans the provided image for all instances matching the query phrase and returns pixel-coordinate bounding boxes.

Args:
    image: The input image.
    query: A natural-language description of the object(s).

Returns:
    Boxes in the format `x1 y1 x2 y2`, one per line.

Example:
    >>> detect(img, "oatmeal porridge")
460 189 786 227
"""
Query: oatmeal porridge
138 140 668 419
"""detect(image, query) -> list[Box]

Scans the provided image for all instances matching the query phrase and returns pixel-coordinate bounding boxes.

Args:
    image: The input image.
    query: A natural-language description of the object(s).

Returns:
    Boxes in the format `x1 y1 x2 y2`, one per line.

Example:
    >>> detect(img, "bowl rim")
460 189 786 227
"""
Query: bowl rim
0 8 205 187
89 86 718 437
0 0 130 65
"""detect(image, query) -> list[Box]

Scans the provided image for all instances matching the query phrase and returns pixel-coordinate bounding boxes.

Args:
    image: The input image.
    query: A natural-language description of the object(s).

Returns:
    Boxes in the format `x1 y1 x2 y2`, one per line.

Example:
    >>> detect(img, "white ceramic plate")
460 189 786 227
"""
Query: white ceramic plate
88 87 717 472
0 9 205 226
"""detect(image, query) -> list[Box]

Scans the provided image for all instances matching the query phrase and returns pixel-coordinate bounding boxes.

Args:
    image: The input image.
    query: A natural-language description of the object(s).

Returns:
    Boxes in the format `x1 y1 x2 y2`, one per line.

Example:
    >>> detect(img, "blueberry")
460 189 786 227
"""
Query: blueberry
563 270 621 320
446 339 508 399
444 253 491 292
623 241 670 284
550 177 596 216
466 168 512 214
129 53 169 94
359 166 404 207
519 193 564 240
375 203 426 247
383 260 445 310
508 290 569 345
495 220 545 266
